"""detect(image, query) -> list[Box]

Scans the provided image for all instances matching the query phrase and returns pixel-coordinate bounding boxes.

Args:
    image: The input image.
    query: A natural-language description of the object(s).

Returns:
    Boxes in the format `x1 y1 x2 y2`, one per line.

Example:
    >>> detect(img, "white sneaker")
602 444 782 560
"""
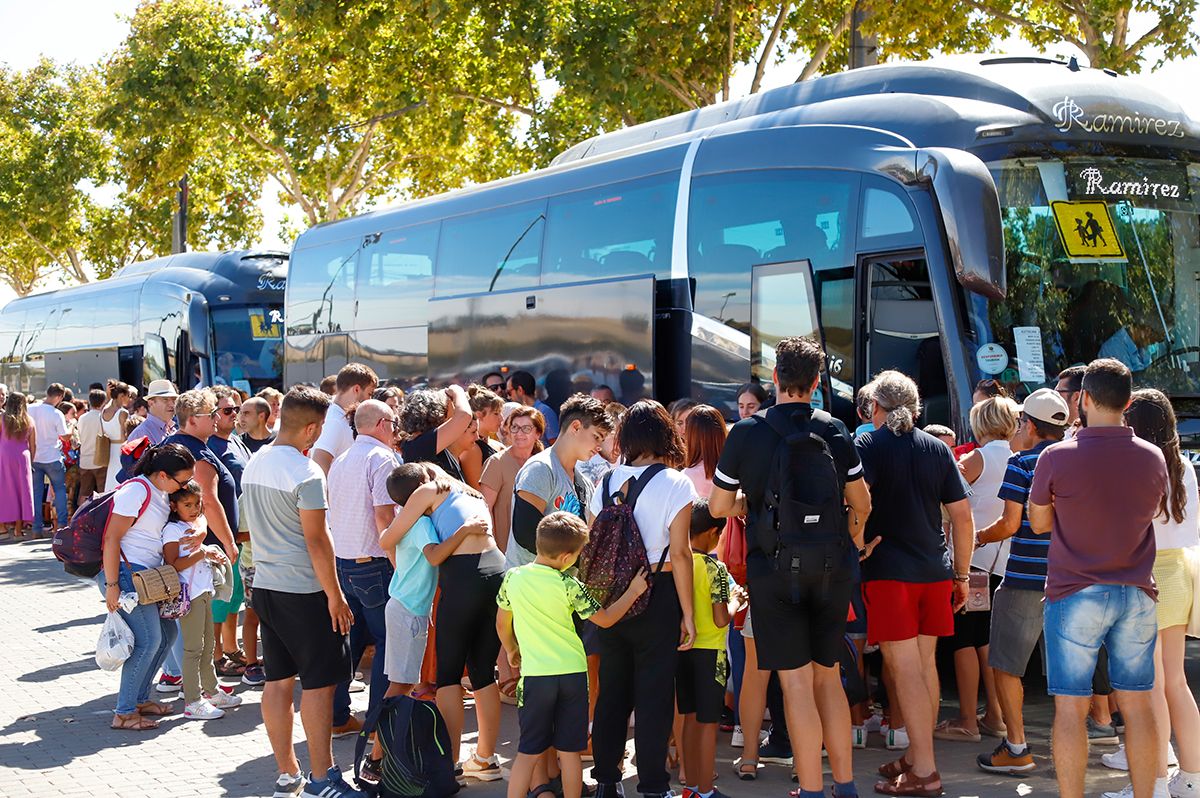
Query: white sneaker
885 726 910 750
1170 769 1200 798
864 713 883 735
852 725 867 749
1103 742 1178 771
207 690 243 709
273 771 306 798
460 752 502 782
1102 777 1170 798
348 678 367 694
731 725 744 748
184 698 225 720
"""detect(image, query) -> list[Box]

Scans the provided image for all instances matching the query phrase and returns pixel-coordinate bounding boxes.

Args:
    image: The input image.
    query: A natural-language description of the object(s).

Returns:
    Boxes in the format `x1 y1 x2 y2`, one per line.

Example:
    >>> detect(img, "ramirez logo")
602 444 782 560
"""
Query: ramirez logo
1078 166 1182 199
1052 96 1184 138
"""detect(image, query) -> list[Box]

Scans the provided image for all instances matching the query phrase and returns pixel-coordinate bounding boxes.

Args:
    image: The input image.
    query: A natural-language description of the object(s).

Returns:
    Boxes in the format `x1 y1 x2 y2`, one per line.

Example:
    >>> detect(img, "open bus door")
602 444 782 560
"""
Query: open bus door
750 260 830 404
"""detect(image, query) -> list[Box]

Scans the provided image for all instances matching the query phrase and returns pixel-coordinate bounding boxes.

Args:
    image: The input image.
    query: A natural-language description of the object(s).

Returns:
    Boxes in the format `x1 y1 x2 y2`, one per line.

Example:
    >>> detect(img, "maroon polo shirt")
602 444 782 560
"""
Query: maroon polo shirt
1029 425 1166 603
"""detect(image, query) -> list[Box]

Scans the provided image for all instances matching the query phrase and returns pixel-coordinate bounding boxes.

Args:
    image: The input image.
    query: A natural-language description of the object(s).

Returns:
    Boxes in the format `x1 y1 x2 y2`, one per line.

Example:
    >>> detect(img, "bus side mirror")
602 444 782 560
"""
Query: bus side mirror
917 148 1006 301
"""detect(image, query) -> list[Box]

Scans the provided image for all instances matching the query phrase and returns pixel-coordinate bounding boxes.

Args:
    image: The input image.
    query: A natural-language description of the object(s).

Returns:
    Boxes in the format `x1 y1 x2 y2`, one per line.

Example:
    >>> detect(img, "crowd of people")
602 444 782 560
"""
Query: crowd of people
8 343 1200 798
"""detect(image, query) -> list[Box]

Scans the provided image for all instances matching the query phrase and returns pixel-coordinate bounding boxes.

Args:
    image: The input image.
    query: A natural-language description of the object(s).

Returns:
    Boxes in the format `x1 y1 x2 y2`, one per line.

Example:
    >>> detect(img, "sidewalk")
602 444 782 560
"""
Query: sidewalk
0 537 1182 797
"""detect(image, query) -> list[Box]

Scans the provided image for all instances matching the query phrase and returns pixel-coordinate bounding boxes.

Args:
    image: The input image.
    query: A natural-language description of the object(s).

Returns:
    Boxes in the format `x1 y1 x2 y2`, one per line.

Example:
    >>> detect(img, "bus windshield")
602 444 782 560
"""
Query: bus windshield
971 157 1200 398
211 305 285 391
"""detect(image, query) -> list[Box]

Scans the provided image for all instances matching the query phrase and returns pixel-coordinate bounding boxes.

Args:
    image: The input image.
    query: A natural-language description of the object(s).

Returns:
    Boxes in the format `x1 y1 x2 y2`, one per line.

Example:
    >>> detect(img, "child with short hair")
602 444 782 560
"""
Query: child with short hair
680 499 745 798
496 511 650 798
923 424 956 449
161 480 241 720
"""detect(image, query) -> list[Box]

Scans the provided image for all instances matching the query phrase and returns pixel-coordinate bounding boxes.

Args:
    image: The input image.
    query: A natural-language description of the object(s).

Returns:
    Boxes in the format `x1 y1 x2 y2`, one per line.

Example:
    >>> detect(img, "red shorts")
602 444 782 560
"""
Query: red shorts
863 579 954 644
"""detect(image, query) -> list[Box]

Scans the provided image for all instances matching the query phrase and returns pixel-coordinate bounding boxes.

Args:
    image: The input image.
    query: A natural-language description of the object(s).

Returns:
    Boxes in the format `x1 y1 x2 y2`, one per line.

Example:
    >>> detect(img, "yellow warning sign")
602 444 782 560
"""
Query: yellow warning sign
1050 201 1126 260
248 308 282 340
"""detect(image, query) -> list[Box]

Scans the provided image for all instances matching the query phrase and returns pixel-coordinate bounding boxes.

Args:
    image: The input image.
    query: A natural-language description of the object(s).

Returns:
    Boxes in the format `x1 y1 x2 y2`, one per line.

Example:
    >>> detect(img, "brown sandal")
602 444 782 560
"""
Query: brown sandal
135 701 174 716
874 769 943 797
878 755 912 779
112 712 159 731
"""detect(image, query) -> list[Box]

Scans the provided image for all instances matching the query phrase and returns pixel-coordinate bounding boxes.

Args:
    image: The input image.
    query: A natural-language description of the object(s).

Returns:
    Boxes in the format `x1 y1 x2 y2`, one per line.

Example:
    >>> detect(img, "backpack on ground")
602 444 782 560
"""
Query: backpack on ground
754 407 849 589
354 695 459 798
576 463 667 620
51 478 152 578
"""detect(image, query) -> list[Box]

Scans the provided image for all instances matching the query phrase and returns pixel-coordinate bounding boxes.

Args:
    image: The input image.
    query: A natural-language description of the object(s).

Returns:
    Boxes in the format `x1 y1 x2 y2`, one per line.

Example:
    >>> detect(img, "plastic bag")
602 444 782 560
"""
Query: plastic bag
95 611 134 672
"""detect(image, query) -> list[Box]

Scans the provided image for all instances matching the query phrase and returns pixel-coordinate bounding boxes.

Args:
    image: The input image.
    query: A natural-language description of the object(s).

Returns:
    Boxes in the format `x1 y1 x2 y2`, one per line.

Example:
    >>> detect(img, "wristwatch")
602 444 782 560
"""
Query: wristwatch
953 573 971 583
105 580 119 588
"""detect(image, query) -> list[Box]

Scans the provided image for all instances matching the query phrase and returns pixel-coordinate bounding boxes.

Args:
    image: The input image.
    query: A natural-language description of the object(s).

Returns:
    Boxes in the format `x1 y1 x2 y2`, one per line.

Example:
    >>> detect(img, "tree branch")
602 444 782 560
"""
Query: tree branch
1124 20 1166 58
238 123 319 225
450 92 535 117
964 0 1081 49
752 2 790 94
796 7 854 82
636 67 701 109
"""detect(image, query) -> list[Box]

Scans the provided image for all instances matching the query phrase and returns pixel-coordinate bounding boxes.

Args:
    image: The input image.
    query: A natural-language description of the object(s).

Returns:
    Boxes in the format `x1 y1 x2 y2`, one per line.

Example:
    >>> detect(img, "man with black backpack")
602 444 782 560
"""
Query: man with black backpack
711 337 871 798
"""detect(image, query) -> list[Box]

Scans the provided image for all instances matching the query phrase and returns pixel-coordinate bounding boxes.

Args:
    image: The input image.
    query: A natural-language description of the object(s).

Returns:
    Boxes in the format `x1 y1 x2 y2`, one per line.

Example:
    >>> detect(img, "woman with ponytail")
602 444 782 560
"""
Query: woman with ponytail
855 370 975 796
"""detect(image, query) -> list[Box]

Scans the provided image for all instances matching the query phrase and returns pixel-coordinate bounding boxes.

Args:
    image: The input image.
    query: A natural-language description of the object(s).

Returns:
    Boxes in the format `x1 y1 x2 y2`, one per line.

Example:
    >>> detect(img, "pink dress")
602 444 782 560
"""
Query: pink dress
0 428 34 523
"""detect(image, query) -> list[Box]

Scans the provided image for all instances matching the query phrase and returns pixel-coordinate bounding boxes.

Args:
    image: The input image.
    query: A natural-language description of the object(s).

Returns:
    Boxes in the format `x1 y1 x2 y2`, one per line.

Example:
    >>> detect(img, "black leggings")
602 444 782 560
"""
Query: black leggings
591 572 682 795
435 554 503 690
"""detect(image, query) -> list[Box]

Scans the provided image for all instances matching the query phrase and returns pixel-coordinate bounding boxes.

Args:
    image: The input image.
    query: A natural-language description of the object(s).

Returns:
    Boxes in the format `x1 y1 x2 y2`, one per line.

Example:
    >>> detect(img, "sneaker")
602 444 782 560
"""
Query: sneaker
731 725 744 748
332 715 363 738
1103 742 1178 771
358 755 382 787
217 683 236 695
241 663 266 686
184 698 226 720
302 765 364 798
273 771 306 798
758 737 794 766
1102 777 1171 798
156 673 182 694
863 713 884 735
976 740 1036 774
348 678 367 694
593 784 625 798
1087 717 1120 745
885 726 910 751
1169 769 1200 798
1112 711 1126 733
720 705 735 733
852 725 867 749
460 752 503 782
207 690 243 709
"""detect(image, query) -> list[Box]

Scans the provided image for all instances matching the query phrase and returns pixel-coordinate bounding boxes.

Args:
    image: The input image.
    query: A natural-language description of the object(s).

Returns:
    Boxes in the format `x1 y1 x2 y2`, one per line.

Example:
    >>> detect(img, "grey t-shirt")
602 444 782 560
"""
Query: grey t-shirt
242 444 328 594
506 446 594 568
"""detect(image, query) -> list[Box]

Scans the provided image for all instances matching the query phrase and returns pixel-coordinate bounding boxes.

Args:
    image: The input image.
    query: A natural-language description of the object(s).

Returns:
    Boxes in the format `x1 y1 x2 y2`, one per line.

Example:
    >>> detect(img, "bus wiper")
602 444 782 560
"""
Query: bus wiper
488 214 545 293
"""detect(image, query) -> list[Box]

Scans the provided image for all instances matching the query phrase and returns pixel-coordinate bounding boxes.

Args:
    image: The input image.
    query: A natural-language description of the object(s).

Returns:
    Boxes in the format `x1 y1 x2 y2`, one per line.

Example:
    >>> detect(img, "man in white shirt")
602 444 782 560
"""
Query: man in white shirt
327 399 399 735
309 363 378 475
74 389 108 504
28 383 69 535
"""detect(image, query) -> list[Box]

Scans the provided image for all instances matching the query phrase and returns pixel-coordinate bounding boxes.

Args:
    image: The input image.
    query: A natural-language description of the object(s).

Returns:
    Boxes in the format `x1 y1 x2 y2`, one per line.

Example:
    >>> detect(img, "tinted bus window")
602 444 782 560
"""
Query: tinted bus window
688 170 858 333
435 201 545 296
860 179 918 242
357 224 437 329
287 239 358 335
542 174 678 285
211 306 284 391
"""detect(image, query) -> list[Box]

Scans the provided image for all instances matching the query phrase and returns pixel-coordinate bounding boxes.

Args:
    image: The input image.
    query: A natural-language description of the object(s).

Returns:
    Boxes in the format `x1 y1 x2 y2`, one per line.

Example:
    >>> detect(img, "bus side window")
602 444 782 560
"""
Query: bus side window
357 224 437 331
435 201 545 297
287 239 359 335
858 178 920 246
542 173 678 285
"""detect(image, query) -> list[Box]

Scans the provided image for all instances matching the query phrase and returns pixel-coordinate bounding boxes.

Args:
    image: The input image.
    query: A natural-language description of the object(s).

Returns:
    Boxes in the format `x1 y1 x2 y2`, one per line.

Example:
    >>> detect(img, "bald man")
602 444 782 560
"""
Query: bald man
326 398 399 733
238 397 275 454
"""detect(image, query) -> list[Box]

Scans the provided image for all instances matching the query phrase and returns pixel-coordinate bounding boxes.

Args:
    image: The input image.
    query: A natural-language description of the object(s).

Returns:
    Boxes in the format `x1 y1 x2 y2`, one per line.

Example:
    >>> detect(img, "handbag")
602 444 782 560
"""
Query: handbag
95 431 111 467
127 555 181 605
159 581 191 619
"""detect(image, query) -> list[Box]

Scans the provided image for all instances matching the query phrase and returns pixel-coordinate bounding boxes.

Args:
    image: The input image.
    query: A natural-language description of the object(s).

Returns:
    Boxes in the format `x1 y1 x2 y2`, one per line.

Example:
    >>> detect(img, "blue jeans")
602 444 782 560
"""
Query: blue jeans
1044 583 1157 697
333 557 393 724
32 459 68 533
161 622 184 679
95 564 179 714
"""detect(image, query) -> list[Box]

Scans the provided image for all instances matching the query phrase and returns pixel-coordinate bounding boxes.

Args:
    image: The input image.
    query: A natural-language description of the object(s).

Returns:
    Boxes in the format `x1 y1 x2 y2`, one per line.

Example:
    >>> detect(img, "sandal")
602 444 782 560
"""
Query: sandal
215 655 245 677
112 712 159 730
878 755 912 779
498 676 519 706
874 769 943 797
136 701 175 716
224 649 247 666
932 719 981 742
978 714 1007 738
732 756 760 781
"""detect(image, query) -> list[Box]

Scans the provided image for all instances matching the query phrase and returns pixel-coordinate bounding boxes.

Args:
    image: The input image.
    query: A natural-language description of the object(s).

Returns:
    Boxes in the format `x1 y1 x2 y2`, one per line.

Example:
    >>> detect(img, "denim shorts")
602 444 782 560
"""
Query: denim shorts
1043 584 1157 696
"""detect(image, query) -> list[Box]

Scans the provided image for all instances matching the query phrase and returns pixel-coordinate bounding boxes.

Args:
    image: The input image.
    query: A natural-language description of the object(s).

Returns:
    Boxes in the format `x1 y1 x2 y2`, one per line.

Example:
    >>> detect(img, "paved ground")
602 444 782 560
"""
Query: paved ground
0 537 1192 797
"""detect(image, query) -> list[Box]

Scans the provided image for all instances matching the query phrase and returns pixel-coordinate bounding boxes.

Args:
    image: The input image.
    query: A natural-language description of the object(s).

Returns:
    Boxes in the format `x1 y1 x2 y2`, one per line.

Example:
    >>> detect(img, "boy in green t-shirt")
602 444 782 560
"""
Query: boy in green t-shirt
680 499 746 798
496 511 649 798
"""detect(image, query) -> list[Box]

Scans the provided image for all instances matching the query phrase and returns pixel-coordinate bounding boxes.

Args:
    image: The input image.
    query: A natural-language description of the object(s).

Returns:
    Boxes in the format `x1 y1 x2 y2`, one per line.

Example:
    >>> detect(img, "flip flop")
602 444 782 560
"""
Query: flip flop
978 715 1008 738
932 719 981 742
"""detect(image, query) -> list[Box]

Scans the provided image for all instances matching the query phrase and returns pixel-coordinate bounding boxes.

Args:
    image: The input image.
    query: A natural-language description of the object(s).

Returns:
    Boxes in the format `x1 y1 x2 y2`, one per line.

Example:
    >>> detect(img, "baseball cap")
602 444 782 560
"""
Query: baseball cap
1020 387 1070 426
145 379 179 399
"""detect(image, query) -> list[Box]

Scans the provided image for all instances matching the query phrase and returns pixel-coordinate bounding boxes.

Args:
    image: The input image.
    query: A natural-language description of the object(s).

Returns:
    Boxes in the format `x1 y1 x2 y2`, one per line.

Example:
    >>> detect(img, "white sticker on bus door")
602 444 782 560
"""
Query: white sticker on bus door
976 343 1008 376
1013 326 1046 383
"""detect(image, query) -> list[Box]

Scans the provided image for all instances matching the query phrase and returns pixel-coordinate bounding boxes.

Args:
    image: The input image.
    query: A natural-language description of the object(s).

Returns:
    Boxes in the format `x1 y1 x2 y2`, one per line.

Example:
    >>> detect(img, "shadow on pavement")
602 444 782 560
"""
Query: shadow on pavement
17 655 96 683
34 612 105 634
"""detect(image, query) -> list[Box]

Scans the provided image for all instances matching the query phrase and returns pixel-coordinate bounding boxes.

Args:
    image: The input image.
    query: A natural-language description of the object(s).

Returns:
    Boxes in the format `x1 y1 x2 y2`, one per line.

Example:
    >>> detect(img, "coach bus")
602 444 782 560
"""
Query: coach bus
283 55 1200 436
0 250 287 396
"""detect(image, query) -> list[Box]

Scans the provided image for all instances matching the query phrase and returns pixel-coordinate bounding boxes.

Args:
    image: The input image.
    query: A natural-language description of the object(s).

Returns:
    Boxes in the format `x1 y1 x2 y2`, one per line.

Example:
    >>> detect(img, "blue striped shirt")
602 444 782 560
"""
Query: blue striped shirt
999 441 1052 590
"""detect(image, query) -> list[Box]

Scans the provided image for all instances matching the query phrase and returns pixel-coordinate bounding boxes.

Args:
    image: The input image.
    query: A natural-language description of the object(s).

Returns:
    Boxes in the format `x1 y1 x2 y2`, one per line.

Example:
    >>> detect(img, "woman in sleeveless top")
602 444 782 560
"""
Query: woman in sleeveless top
0 392 36 539
935 396 1018 742
102 382 133 491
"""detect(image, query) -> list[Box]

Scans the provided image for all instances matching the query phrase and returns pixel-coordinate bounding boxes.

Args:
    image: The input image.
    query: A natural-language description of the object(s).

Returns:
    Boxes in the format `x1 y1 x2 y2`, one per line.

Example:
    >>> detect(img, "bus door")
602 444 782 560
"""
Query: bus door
749 260 830 402
860 250 951 426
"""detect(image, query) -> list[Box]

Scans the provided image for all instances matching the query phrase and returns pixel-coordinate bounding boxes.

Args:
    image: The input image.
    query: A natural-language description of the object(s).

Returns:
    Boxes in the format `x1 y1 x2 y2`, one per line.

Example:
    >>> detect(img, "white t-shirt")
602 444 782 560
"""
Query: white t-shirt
28 402 67 463
162 519 214 599
1155 455 1200 550
311 402 354 462
588 463 697 565
111 477 171 568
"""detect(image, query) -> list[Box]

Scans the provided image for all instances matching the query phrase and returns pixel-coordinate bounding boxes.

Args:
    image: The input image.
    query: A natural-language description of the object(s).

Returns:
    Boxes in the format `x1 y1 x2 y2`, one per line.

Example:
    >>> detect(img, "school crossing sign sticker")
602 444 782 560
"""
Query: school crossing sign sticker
1049 200 1127 261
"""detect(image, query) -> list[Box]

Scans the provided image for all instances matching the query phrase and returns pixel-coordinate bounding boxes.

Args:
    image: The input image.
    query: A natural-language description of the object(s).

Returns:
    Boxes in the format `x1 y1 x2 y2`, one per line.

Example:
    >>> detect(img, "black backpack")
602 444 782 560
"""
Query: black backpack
754 407 849 585
354 696 459 798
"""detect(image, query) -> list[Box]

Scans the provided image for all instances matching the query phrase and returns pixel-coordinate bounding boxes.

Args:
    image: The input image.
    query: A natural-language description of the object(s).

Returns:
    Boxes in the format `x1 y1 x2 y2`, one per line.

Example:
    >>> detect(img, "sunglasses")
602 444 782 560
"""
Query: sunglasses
486 382 506 392
218 406 242 416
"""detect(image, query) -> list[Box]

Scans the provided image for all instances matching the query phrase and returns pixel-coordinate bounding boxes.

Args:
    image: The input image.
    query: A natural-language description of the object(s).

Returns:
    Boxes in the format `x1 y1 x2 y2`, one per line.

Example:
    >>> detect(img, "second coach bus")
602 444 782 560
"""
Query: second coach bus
0 250 287 396
284 55 1200 435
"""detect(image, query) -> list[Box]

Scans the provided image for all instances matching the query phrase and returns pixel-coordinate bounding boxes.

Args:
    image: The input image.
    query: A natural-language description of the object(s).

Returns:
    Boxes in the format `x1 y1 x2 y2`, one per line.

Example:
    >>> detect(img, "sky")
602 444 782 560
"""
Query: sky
1 0 1199 300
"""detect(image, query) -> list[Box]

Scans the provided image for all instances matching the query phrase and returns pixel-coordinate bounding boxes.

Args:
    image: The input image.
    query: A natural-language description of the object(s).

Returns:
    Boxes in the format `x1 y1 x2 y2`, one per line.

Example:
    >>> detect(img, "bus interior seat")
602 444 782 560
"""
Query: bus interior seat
602 250 654 273
695 243 762 274
549 255 602 279
764 221 832 268
870 298 939 399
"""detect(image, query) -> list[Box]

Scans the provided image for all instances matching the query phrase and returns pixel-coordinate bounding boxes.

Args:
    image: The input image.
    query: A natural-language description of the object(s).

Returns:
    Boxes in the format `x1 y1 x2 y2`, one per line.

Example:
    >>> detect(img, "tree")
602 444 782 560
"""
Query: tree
966 0 1199 71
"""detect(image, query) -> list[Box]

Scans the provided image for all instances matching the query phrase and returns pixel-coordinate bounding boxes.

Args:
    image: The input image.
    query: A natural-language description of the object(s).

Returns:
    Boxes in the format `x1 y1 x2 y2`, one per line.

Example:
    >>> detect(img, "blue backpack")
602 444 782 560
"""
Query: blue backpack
354 696 459 798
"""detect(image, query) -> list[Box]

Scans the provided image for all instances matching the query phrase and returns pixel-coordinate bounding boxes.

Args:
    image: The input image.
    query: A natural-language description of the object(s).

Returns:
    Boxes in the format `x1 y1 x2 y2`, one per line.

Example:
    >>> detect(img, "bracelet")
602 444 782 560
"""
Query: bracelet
105 581 119 588
953 575 970 583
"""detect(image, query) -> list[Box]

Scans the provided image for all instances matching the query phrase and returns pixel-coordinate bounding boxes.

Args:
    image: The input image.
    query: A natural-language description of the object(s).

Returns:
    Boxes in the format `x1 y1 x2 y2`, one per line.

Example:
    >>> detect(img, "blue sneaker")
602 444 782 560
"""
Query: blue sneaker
301 765 364 798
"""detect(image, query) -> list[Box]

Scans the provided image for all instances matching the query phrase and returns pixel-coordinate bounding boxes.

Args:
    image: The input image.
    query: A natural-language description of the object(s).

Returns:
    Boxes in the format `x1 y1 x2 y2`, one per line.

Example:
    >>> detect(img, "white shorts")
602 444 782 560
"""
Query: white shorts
384 598 429 685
